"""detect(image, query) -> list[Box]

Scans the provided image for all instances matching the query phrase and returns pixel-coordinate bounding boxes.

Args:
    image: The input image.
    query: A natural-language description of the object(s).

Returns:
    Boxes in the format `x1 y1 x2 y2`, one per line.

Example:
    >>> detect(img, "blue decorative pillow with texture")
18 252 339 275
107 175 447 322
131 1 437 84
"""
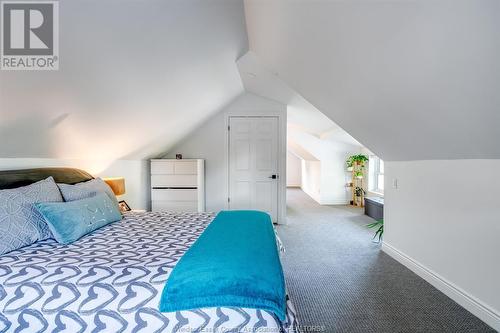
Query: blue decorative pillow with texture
57 178 120 210
35 193 122 245
0 176 63 255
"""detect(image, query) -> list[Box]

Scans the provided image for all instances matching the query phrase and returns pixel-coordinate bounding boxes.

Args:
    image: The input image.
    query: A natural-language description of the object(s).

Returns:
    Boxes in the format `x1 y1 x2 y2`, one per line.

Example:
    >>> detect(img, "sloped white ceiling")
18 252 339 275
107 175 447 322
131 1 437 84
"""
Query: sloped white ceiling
245 0 500 161
237 52 334 136
0 0 248 160
287 140 318 162
237 52 361 150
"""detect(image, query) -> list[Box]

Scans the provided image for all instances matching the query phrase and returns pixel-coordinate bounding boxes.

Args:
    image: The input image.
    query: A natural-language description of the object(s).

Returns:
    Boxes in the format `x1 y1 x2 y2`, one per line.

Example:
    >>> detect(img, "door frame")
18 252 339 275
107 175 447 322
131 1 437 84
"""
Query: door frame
224 112 287 224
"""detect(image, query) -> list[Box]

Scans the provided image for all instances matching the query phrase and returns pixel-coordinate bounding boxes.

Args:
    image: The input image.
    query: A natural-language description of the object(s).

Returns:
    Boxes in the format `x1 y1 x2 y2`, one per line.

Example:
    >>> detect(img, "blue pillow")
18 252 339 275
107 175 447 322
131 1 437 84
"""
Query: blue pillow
35 193 122 245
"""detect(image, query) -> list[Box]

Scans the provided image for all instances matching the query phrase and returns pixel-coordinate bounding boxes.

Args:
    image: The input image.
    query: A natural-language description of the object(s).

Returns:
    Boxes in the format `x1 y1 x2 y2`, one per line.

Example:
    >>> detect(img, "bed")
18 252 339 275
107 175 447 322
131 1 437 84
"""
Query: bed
0 168 298 332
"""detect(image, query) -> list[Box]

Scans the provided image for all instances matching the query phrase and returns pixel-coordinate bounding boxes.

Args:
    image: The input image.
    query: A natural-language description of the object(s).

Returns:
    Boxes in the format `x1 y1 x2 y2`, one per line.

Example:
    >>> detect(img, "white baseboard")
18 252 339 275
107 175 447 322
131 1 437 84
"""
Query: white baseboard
320 199 350 205
321 200 349 206
382 242 500 332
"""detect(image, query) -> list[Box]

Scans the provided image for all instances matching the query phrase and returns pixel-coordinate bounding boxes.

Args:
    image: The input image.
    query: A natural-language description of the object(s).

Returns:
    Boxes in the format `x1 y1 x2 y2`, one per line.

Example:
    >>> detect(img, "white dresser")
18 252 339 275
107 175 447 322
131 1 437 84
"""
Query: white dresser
150 159 205 212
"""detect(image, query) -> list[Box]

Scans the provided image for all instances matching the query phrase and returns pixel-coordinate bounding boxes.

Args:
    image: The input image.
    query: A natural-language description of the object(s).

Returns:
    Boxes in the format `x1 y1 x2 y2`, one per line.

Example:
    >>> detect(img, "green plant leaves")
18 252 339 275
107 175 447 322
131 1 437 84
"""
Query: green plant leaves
366 219 383 242
354 186 365 197
346 154 369 168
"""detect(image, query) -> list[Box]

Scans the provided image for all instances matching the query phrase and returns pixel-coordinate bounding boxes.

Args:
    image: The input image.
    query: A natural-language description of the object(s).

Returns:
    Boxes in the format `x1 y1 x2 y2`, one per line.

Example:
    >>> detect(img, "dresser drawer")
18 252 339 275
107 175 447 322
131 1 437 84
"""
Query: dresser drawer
151 161 175 174
152 201 198 212
151 160 198 175
151 175 198 187
150 159 205 213
174 161 198 175
152 189 197 201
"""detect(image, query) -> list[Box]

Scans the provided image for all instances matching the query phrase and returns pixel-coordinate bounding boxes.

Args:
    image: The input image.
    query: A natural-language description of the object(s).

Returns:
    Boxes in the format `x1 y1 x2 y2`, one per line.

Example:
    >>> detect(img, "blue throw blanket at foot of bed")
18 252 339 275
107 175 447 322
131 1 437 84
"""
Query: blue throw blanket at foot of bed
159 210 286 321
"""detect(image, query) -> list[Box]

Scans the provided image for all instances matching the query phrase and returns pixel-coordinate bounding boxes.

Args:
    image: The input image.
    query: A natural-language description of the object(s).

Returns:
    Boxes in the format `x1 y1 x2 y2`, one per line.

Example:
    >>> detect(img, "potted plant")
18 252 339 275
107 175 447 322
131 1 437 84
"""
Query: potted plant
354 186 365 205
354 170 364 179
354 186 365 196
366 219 384 242
346 158 354 171
347 154 369 168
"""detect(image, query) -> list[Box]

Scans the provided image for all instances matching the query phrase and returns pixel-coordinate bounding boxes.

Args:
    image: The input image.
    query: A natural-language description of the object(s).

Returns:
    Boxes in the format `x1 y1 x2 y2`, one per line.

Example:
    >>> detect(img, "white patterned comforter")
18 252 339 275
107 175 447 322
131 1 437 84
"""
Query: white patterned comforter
0 211 298 333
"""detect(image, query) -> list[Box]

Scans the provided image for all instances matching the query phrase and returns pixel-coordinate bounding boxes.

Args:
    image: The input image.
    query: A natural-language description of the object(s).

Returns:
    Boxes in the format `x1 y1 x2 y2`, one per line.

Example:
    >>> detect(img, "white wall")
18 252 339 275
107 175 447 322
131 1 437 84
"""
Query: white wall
0 0 248 160
286 151 302 187
0 0 248 210
289 128 360 205
165 92 287 222
383 160 500 331
318 150 354 205
301 160 321 203
0 158 149 210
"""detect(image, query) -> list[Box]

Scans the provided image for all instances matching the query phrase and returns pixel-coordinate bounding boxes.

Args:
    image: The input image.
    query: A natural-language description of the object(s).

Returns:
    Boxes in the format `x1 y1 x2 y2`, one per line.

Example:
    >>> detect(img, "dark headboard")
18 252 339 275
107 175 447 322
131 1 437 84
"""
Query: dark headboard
0 167 94 190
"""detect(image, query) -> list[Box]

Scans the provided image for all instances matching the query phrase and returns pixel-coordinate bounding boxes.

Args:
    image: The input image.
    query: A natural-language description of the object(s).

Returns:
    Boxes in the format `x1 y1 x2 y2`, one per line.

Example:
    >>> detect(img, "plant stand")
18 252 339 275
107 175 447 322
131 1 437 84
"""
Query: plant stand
346 154 368 208
352 163 365 207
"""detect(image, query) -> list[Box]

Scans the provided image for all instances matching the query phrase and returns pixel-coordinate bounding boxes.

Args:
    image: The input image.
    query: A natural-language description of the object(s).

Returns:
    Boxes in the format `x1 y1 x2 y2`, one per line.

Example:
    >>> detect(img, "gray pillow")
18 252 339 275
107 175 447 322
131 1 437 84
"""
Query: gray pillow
58 178 119 209
0 176 63 255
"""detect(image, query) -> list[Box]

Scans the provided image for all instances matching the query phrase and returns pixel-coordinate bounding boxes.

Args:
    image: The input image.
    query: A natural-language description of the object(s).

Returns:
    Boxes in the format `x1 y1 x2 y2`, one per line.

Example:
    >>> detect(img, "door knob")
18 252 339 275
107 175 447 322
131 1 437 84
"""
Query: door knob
269 174 278 179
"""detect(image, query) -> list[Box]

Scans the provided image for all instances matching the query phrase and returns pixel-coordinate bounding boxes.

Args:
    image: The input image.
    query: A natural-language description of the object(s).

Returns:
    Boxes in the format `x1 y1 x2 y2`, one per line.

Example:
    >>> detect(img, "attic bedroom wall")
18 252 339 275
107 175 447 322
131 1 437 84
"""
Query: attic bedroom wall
245 0 500 328
164 93 286 213
286 151 301 187
384 160 500 330
0 0 249 209
288 128 362 205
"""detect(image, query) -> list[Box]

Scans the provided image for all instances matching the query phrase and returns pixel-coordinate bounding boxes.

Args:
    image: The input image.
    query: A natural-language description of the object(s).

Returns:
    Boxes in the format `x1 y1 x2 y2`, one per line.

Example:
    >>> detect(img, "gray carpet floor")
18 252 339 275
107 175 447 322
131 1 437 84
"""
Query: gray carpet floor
277 188 494 333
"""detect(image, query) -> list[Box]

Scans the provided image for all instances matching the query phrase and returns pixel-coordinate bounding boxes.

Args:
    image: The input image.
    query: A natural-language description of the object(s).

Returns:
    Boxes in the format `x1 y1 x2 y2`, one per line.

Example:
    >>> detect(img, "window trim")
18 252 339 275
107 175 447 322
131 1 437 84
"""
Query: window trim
370 156 384 195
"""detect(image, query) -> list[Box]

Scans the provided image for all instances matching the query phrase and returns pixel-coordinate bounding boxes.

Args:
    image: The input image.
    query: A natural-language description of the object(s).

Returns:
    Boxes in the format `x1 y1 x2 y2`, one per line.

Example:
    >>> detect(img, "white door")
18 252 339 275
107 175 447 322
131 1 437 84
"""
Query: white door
228 116 279 221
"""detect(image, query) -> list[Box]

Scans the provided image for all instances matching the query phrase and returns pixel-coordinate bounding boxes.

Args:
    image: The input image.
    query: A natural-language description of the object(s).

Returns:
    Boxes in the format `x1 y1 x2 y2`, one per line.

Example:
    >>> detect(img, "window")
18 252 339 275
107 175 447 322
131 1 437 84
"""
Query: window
369 156 384 194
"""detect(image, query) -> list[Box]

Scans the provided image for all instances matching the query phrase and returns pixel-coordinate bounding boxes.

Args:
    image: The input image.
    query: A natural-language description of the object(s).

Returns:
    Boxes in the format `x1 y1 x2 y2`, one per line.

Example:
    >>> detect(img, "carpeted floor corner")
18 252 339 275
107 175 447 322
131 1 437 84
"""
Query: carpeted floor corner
277 188 494 333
